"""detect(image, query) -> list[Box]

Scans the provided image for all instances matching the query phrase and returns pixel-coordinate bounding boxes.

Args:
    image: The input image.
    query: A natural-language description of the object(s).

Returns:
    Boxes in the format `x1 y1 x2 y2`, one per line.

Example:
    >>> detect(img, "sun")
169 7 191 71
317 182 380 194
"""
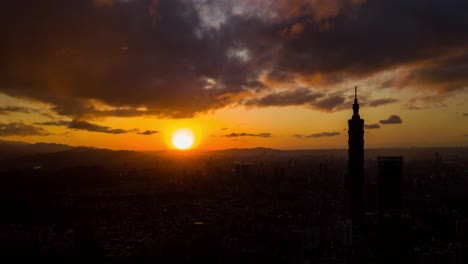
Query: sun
171 128 195 150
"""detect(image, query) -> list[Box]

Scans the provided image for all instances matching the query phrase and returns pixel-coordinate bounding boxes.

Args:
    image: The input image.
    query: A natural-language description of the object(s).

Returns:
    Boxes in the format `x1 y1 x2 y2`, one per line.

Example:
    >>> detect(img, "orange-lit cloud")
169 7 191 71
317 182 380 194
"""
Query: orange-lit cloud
0 122 49 137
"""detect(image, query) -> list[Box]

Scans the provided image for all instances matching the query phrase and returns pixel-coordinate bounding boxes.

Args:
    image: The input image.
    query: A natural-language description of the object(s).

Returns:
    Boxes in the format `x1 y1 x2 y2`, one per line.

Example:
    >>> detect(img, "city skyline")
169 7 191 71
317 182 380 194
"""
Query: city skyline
0 0 467 150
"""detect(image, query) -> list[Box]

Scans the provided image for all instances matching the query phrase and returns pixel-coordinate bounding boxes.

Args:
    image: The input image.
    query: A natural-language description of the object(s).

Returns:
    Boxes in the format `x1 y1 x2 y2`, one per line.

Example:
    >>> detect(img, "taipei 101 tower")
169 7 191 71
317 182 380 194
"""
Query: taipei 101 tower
348 86 364 225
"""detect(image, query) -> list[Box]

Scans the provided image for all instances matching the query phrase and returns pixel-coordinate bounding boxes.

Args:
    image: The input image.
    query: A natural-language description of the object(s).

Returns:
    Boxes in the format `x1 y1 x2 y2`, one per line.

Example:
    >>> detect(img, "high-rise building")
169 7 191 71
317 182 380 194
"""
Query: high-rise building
348 86 364 225
378 156 403 220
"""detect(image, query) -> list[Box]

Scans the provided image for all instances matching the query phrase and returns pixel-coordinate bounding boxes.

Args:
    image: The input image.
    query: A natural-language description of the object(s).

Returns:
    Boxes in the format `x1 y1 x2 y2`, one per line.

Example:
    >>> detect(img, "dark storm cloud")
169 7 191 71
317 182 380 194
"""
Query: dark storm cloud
381 53 468 93
379 115 402 125
464 113 468 116
224 133 271 138
0 0 253 118
294 131 340 139
364 123 380 129
0 0 467 118
0 122 49 136
137 130 158 135
271 0 468 87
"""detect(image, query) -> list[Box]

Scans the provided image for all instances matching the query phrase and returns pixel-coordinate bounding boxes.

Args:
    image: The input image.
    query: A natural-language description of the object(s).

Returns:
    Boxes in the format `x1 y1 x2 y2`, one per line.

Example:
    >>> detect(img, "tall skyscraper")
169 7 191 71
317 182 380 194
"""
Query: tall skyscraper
378 156 403 220
348 86 364 225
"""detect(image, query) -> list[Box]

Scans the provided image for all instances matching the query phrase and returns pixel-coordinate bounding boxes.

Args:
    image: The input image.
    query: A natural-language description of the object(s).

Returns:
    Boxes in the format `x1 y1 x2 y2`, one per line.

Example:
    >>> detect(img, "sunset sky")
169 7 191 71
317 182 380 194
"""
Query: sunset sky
0 0 467 150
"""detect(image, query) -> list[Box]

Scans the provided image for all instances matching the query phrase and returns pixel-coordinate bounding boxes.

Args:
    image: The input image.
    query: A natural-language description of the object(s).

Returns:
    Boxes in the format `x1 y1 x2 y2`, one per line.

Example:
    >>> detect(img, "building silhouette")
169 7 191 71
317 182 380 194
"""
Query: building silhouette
233 162 251 180
378 156 403 220
376 156 408 262
348 86 364 225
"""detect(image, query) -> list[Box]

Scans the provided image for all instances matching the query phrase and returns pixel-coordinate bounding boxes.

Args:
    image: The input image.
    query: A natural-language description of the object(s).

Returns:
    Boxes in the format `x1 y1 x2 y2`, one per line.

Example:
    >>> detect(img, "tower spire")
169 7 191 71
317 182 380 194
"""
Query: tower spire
352 86 360 118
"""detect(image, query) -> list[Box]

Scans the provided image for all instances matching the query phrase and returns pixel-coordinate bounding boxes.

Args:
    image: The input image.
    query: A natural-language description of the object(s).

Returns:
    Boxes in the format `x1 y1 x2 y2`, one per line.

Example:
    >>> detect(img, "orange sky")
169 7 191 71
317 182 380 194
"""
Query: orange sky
1 89 466 150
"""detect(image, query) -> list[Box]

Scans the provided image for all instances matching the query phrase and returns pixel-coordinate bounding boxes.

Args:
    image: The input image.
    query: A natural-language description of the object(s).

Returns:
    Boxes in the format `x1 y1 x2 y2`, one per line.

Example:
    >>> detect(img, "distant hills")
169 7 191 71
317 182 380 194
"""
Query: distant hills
0 139 74 159
0 140 145 170
0 140 465 171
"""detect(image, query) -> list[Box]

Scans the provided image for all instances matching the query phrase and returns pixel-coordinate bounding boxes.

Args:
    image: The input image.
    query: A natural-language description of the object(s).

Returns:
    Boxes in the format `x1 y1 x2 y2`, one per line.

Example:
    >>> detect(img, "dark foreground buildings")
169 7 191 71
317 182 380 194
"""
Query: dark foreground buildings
376 156 408 262
378 156 403 220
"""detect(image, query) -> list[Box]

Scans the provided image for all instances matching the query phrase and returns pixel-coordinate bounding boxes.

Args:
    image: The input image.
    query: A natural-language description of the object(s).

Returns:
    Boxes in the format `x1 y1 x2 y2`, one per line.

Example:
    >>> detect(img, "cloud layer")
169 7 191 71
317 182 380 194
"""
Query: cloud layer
68 120 129 134
0 107 36 115
379 115 403 125
0 122 49 136
36 119 142 134
224 132 272 138
137 130 158 135
294 131 340 139
364 123 380 129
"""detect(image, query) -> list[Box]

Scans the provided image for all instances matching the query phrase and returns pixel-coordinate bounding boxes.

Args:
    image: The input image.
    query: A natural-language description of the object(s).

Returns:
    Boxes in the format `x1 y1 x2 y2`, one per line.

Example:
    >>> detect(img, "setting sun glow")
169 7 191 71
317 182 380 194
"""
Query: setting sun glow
171 129 195 150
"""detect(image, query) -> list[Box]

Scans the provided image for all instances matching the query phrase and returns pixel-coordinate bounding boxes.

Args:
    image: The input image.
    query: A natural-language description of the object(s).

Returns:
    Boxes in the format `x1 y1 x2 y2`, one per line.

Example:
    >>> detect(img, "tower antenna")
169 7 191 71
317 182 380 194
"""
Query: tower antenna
355 86 358 100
